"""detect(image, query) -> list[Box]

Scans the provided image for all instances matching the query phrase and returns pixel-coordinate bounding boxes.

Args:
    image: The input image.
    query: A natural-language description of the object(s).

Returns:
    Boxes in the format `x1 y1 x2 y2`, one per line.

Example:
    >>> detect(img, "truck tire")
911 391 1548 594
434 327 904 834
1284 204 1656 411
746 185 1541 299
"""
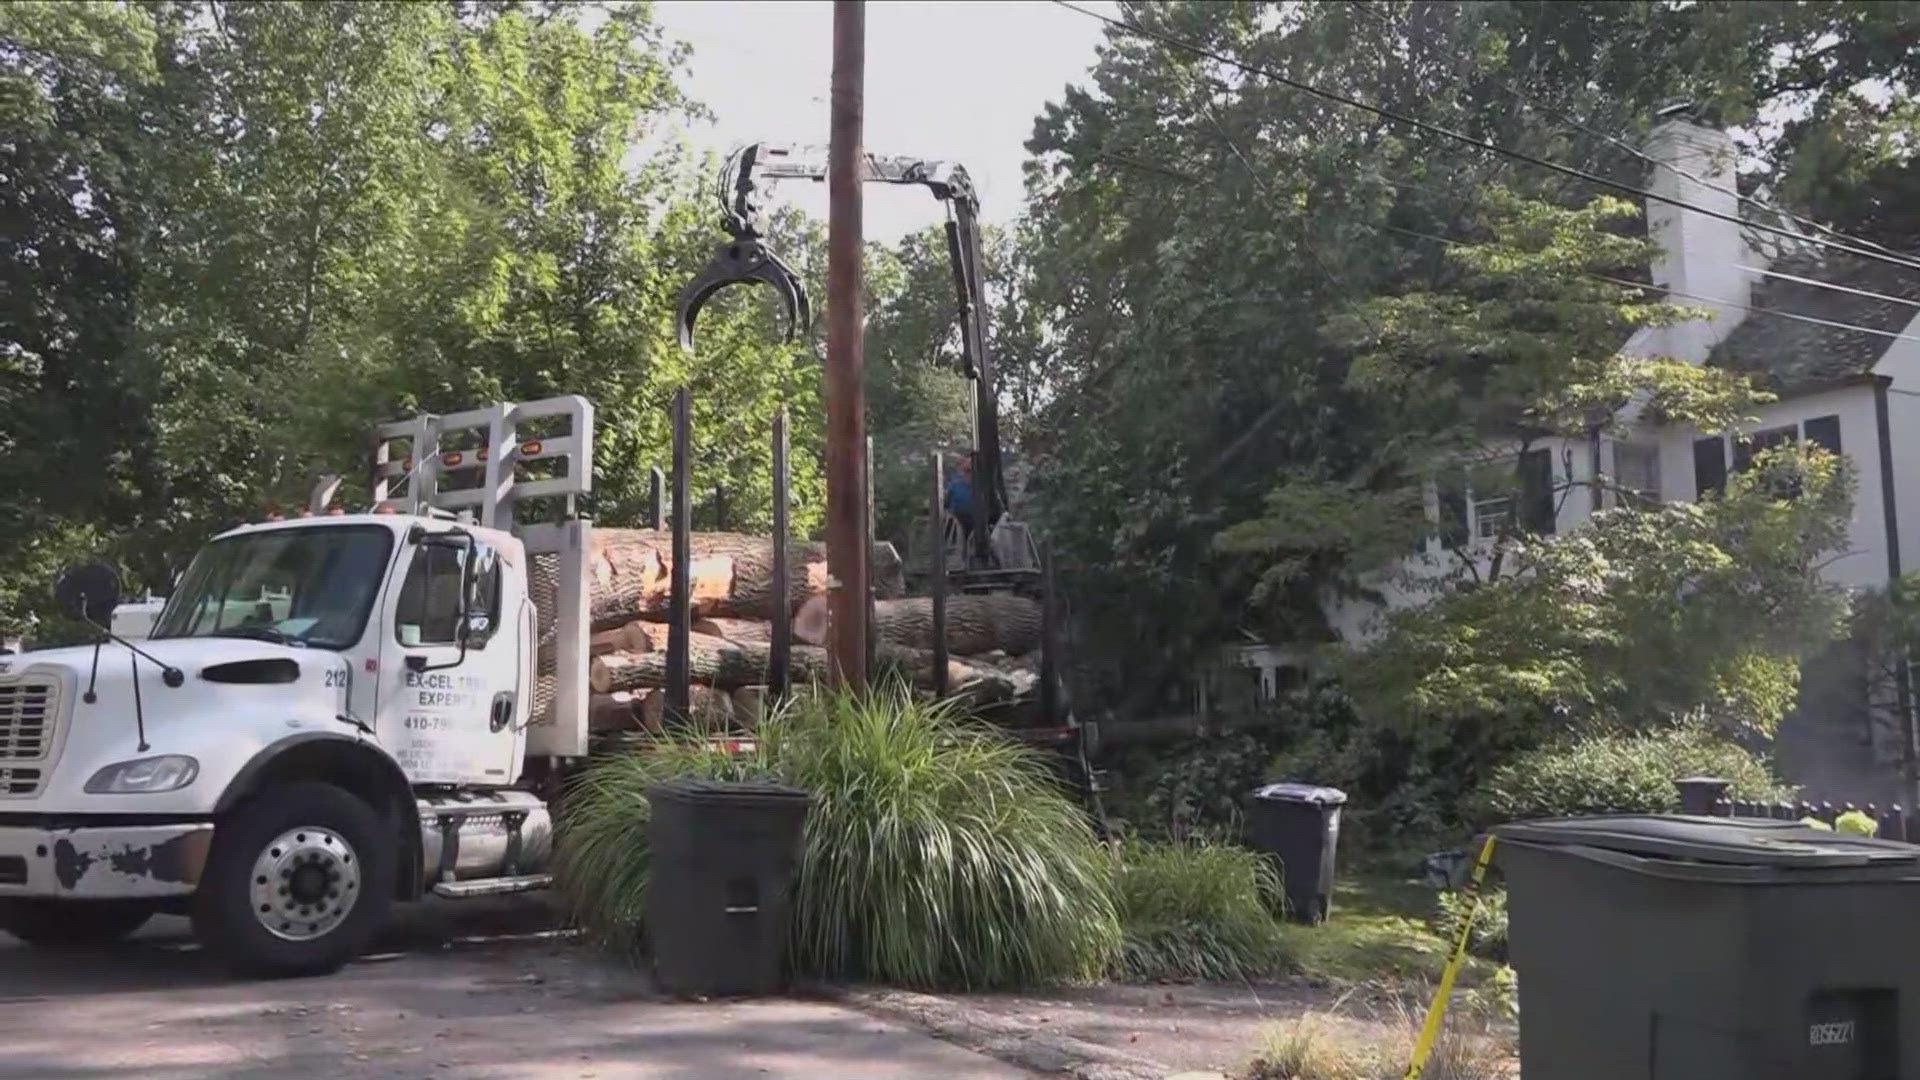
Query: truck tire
193 781 395 978
0 898 154 949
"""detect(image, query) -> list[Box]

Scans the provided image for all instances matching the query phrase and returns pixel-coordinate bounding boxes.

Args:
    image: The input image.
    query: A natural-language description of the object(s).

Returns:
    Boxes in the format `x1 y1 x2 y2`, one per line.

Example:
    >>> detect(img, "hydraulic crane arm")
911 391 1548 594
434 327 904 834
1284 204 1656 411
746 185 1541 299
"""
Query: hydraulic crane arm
675 142 1009 547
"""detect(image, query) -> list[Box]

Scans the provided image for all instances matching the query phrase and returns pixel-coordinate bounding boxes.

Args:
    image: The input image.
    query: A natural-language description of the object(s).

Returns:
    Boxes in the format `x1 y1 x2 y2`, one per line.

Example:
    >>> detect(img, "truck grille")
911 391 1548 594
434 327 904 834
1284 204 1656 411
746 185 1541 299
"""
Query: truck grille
0 678 58 797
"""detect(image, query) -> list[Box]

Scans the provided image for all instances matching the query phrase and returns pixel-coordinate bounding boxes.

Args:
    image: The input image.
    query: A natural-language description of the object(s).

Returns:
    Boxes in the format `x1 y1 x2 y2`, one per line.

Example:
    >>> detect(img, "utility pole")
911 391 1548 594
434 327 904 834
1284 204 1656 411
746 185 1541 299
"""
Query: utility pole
825 0 869 689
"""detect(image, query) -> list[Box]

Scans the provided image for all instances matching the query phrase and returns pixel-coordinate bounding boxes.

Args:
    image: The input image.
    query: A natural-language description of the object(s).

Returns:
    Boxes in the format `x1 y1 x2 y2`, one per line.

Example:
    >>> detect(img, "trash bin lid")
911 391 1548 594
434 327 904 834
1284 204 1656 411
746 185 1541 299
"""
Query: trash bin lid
1250 782 1348 806
648 779 813 808
1494 815 1920 870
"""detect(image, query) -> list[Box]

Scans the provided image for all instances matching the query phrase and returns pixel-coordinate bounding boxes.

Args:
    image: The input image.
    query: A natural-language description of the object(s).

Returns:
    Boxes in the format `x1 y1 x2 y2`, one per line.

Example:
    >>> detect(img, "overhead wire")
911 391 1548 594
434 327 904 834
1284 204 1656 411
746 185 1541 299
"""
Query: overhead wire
1046 0 1920 276
1373 223 1920 346
1339 0 1912 264
1035 1 1920 479
1109 0 1389 483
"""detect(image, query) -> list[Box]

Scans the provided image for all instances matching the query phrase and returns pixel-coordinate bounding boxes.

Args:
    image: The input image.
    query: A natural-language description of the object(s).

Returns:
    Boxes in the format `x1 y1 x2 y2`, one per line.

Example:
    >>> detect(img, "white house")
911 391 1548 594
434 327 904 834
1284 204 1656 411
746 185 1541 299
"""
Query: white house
1319 116 1920 799
1330 116 1920 642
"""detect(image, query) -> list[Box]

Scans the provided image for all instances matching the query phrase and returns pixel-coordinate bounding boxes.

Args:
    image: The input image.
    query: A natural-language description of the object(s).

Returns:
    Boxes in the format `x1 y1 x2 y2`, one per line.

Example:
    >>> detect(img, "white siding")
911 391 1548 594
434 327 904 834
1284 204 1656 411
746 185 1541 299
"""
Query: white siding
1874 312 1920 578
1652 383 1889 589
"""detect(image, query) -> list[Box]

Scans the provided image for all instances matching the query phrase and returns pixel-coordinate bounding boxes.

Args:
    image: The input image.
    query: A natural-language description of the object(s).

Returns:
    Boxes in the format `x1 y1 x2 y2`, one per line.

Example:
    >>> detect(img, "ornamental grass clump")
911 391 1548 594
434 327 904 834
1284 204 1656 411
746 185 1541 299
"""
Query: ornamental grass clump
1110 839 1295 983
555 683 1120 990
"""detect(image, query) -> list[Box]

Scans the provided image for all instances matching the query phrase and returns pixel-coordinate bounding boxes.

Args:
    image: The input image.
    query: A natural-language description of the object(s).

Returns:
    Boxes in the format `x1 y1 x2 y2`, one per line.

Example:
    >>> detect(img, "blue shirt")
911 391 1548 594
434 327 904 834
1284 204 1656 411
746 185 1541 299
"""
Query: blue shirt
945 475 974 519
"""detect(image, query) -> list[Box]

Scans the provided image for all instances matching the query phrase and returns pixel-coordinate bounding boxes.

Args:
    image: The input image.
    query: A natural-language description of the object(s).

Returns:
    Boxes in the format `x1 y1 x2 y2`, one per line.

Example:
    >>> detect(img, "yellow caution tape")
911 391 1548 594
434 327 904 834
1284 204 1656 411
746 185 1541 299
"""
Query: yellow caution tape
1404 833 1498 1080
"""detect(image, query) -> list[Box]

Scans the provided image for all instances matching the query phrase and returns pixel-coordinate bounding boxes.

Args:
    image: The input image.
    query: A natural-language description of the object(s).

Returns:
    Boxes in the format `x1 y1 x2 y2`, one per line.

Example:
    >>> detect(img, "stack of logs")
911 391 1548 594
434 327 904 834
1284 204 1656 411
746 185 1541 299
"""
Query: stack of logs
584 528 1046 733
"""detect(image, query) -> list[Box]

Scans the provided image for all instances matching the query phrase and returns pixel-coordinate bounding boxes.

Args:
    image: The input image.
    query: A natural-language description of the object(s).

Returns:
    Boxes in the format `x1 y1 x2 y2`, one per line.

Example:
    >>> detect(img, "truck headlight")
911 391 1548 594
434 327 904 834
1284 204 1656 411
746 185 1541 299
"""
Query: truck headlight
85 755 200 794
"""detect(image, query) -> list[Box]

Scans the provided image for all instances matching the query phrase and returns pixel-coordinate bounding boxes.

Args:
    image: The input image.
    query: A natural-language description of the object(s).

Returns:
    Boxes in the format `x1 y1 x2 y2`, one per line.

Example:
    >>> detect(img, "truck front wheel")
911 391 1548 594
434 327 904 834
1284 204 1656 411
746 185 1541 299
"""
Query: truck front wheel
193 782 395 977
0 898 153 949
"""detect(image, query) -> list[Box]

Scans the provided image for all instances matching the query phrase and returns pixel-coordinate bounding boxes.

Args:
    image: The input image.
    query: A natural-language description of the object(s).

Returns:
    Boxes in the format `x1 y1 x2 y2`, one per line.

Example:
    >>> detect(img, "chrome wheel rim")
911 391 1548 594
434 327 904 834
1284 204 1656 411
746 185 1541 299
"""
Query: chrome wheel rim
247 826 361 942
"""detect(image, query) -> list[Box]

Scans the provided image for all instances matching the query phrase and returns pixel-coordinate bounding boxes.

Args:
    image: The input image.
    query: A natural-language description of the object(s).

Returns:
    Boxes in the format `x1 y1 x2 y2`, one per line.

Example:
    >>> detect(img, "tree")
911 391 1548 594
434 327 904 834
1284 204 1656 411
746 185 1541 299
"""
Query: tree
0 0 832 638
0 2 163 635
861 222 1042 549
1343 446 1855 742
1222 188 1770 592
1016 0 1917 709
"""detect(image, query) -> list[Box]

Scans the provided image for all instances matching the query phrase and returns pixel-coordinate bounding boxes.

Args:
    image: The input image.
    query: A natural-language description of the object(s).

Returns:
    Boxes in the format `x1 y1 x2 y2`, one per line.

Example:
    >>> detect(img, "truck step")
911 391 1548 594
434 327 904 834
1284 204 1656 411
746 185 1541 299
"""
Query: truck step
431 873 553 900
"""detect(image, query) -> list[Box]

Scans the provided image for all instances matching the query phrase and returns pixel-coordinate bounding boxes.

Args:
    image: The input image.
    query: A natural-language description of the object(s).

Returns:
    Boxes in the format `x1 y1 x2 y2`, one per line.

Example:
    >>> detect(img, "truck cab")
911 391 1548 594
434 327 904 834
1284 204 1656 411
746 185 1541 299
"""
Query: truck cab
0 396 596 976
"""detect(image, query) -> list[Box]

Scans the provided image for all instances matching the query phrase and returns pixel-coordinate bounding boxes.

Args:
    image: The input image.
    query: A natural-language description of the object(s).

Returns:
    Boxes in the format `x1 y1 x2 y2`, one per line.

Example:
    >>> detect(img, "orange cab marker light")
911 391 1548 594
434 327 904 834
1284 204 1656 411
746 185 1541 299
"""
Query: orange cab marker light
442 451 464 468
520 439 544 457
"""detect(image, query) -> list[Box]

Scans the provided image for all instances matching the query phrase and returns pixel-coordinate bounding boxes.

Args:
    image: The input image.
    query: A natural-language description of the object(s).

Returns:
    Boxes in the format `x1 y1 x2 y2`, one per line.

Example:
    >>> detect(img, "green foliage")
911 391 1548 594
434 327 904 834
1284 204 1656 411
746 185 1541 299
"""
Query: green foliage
1835 810 1877 837
0 1 826 628
1333 189 1761 450
1017 1 1918 710
1110 840 1293 983
1470 727 1789 825
1346 446 1854 739
1432 887 1507 964
556 685 1120 990
1106 731 1279 842
1263 682 1478 845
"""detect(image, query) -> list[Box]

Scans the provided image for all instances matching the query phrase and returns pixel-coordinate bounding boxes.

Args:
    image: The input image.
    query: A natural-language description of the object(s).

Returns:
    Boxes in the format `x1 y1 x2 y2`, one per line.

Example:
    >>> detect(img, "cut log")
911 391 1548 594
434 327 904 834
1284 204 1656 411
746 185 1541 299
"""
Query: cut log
863 645 1020 703
590 633 829 692
793 593 1043 656
639 686 735 729
622 621 665 653
588 691 644 732
587 529 904 628
590 621 664 656
731 686 769 729
692 617 772 645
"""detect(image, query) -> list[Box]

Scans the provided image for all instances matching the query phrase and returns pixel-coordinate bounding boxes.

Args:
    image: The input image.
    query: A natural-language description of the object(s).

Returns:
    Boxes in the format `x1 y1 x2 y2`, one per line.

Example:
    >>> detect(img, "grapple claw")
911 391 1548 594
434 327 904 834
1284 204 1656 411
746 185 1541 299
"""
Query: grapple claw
674 237 811 352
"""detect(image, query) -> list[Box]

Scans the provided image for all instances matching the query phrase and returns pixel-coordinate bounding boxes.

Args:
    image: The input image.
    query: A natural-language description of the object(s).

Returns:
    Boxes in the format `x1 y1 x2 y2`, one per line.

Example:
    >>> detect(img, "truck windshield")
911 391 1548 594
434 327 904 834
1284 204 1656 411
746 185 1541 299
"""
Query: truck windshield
150 525 395 650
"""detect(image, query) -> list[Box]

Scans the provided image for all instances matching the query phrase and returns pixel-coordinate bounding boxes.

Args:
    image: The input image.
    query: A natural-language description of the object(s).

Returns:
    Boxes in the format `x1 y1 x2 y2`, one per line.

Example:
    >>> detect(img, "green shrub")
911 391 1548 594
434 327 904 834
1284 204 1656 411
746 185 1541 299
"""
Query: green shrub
1107 732 1279 842
555 684 1121 990
1111 840 1293 983
1469 727 1788 825
1432 887 1507 963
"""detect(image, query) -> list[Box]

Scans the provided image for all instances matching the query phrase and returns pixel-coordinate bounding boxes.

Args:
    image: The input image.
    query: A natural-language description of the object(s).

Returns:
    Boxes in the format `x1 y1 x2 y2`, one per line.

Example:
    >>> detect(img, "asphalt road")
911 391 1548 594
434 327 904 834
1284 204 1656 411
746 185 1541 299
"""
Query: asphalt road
0 898 1031 1080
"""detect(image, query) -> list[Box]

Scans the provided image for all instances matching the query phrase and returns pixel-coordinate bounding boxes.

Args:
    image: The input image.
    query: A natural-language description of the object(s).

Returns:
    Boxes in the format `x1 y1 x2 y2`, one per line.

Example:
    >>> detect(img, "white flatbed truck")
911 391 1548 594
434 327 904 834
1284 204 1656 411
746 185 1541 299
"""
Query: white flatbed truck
0 396 609 976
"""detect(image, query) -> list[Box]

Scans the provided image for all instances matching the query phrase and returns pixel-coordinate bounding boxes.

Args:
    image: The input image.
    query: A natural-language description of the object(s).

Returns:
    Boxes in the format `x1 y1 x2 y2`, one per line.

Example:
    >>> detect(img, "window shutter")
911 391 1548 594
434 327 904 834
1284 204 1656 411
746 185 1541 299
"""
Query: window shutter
1693 437 1727 498
1519 448 1556 534
1805 415 1842 456
1438 477 1469 547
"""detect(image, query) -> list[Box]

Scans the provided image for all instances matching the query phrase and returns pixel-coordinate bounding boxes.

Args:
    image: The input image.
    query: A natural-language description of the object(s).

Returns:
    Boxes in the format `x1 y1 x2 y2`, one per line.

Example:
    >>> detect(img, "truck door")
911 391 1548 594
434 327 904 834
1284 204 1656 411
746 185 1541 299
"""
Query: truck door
377 532 525 785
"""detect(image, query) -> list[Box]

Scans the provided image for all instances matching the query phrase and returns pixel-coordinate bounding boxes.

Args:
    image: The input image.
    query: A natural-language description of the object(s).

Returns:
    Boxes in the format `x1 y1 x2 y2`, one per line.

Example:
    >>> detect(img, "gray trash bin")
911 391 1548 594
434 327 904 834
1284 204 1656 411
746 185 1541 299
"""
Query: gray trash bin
646 779 813 997
1495 814 1920 1080
1245 782 1346 924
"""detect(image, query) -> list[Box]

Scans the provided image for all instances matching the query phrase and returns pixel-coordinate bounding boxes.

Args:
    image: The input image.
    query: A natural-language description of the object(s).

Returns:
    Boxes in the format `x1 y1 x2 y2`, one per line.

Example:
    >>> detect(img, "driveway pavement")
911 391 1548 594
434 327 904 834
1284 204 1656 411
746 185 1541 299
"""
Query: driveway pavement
0 902 1031 1080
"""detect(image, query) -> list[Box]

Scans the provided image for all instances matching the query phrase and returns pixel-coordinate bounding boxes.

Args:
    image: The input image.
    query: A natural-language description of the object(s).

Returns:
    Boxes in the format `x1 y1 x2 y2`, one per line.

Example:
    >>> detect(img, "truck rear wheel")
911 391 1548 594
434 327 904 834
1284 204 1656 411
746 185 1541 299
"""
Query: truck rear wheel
193 782 394 978
0 898 153 949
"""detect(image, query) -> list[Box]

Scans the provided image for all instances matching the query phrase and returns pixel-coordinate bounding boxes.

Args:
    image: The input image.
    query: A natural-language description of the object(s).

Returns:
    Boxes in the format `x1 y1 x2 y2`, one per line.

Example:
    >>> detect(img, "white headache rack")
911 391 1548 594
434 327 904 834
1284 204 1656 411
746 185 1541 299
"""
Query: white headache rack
369 396 593 528
369 396 596 758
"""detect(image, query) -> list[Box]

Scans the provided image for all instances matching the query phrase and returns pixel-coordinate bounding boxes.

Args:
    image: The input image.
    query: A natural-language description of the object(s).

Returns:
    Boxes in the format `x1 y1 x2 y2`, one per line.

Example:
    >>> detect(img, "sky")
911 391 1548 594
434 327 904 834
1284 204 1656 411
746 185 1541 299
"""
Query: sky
650 1 1119 242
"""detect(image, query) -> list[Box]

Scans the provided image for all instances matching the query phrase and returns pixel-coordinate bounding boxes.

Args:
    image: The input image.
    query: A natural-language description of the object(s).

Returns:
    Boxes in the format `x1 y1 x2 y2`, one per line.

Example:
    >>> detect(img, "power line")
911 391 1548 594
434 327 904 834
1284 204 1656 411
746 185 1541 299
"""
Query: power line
1376 222 1920 346
1741 264 1920 311
1047 0 1920 277
1339 0 1911 264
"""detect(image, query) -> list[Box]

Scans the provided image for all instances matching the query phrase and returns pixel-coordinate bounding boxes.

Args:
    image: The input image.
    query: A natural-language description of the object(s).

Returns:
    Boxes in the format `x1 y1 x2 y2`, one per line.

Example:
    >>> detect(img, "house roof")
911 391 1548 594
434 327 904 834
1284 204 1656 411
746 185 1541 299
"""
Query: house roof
1708 252 1920 394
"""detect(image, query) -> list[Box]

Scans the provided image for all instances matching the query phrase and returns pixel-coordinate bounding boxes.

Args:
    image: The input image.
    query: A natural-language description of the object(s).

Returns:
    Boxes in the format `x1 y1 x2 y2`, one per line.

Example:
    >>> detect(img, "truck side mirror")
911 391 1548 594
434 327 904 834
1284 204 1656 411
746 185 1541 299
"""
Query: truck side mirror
54 561 121 626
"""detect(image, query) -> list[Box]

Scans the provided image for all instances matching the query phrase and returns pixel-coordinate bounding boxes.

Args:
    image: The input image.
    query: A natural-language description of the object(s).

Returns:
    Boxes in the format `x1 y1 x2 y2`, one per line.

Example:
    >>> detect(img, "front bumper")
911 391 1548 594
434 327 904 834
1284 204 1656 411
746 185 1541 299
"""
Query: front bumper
0 821 214 899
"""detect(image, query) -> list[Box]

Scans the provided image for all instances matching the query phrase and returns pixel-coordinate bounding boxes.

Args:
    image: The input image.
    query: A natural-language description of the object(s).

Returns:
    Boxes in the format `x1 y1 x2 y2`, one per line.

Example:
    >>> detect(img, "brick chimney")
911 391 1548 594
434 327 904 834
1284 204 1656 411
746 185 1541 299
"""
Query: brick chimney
1643 117 1759 360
